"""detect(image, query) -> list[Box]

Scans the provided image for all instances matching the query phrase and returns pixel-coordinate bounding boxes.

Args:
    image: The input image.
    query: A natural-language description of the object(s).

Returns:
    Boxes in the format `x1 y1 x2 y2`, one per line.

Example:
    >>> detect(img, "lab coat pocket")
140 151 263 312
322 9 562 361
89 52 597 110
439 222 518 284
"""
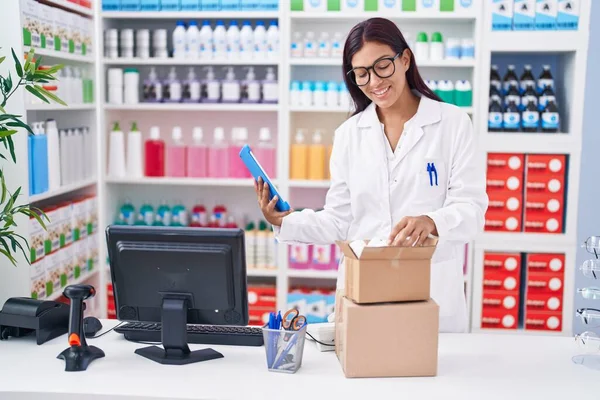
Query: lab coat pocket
417 159 446 198
430 258 461 318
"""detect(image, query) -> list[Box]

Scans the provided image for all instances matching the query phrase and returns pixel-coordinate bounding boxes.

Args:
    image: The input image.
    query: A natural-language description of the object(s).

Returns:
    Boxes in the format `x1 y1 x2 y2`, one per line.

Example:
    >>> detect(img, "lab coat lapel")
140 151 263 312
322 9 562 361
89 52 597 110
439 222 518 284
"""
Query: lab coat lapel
357 102 389 184
393 125 424 165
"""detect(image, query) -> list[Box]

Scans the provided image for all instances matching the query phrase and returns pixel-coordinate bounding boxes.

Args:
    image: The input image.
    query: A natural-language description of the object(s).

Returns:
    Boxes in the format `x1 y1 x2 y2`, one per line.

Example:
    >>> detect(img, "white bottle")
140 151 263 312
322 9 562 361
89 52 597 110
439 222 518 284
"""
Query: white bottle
59 129 69 185
266 20 279 60
212 20 227 60
75 128 84 182
262 67 278 104
45 119 61 189
185 21 200 59
199 20 213 60
165 67 182 102
173 20 187 59
318 32 330 58
253 20 267 59
72 67 83 104
304 32 317 58
300 81 313 106
313 81 326 107
63 66 73 104
339 82 351 109
108 122 126 178
291 32 303 58
221 67 240 103
183 67 201 103
241 67 261 103
326 81 339 107
126 121 143 178
201 66 220 103
107 67 123 105
331 32 343 58
240 20 254 60
290 80 302 106
226 20 241 60
136 29 150 59
120 28 134 58
153 29 168 58
83 127 94 179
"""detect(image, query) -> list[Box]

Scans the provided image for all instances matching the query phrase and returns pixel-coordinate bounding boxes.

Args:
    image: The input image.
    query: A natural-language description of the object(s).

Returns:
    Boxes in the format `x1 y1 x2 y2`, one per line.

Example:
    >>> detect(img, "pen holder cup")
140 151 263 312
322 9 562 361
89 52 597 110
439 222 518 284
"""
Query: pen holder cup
262 325 307 373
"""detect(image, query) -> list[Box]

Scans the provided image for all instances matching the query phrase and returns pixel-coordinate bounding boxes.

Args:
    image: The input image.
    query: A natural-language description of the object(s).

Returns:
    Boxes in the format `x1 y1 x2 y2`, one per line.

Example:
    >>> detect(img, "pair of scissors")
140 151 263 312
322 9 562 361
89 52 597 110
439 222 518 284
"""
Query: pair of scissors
282 309 306 341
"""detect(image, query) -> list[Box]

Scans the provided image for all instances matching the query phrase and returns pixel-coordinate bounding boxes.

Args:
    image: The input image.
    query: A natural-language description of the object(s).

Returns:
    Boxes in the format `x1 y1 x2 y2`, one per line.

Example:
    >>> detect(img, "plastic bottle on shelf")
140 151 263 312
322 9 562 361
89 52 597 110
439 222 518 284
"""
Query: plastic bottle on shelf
437 80 455 104
538 65 555 94
290 80 301 106
213 20 227 60
539 85 556 112
290 129 308 180
461 38 475 59
266 20 279 60
241 67 261 103
213 204 228 227
164 67 182 103
59 129 69 186
104 29 118 59
154 202 172 226
520 64 536 94
266 221 276 269
300 81 313 107
240 20 254 60
153 29 169 58
73 67 84 104
107 67 122 105
303 31 316 58
31 123 49 195
502 65 519 95
173 20 187 59
291 31 303 58
171 202 188 227
488 99 503 132
504 84 521 110
230 127 250 178
123 68 140 105
313 81 326 107
120 28 134 58
200 66 220 103
190 203 208 227
199 20 214 60
261 67 278 104
326 81 339 107
255 127 276 178
208 127 229 178
308 130 326 180
136 29 150 59
318 32 330 58
144 126 165 177
226 20 241 60
253 21 268 59
221 67 241 103
339 81 351 110
445 37 461 60
108 122 126 178
137 203 154 226
489 84 502 104
490 64 502 92
45 119 61 190
522 99 540 133
331 32 343 58
455 80 472 107
166 126 187 177
126 121 143 178
143 67 163 103
187 127 208 178
182 67 201 103
185 20 200 59
75 127 85 182
414 32 429 62
503 100 521 132
521 82 539 111
542 100 560 133
429 32 444 61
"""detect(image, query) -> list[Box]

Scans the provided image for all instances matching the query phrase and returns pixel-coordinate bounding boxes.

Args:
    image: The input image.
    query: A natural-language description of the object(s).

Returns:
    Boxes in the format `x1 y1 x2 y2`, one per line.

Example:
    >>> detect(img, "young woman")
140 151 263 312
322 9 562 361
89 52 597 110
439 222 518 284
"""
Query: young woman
254 17 488 333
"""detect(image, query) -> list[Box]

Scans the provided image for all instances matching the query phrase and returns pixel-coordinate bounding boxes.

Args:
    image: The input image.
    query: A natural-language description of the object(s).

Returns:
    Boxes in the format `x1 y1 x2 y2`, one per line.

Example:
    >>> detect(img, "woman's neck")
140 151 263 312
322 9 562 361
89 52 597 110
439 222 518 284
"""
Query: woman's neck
377 89 420 127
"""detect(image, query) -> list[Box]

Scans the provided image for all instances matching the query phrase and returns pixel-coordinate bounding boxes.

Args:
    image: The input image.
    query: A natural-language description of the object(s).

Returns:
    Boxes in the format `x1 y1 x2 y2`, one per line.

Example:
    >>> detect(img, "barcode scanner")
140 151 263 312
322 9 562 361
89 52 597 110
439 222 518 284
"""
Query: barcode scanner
57 284 105 371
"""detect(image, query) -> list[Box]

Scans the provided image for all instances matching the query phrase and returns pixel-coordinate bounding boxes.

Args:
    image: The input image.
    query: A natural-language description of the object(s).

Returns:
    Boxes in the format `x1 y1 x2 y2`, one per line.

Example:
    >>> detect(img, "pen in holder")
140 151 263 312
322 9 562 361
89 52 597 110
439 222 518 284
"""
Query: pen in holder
262 323 307 373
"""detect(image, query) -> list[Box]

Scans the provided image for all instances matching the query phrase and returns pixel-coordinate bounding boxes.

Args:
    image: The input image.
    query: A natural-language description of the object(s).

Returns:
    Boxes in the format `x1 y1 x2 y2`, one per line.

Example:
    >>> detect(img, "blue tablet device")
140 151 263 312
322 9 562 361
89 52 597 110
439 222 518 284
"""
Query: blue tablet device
239 144 291 212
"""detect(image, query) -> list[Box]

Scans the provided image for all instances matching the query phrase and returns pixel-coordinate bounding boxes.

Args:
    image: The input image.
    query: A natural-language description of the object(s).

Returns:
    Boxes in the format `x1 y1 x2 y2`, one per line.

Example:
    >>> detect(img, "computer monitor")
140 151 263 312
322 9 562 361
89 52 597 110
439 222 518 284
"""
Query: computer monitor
105 225 249 366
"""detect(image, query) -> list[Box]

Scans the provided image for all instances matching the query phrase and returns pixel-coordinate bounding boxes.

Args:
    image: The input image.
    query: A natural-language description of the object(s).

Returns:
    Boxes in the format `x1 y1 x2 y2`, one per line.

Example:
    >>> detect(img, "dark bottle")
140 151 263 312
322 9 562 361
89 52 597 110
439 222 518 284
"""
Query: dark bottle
504 84 521 110
490 84 503 104
503 100 521 132
537 65 555 94
521 82 538 111
520 65 536 95
488 99 503 132
539 85 556 112
541 100 560 133
522 100 540 133
490 64 502 92
503 65 519 95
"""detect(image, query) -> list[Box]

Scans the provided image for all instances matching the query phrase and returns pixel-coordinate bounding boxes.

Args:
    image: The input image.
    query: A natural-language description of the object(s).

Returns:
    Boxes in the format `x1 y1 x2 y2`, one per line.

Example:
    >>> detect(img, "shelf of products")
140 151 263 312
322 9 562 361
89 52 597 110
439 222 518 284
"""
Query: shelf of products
101 11 281 19
103 58 279 66
29 178 97 203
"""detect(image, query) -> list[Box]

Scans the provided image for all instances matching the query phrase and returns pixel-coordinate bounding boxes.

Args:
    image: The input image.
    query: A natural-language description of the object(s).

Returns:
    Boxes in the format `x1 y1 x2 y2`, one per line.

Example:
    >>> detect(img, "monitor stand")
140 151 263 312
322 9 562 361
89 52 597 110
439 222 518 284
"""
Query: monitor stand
134 293 224 365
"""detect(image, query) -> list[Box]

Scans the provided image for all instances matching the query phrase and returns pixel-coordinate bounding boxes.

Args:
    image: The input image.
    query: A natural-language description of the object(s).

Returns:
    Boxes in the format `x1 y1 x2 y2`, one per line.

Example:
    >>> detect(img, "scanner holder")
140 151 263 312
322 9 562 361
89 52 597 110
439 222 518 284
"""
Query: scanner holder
134 292 224 365
57 284 105 371
0 297 70 345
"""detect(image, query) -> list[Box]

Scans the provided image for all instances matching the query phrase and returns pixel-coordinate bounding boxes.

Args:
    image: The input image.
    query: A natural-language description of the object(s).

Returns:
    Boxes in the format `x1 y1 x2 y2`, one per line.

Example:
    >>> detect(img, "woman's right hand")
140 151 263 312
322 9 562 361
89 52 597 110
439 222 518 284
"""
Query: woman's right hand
255 177 293 227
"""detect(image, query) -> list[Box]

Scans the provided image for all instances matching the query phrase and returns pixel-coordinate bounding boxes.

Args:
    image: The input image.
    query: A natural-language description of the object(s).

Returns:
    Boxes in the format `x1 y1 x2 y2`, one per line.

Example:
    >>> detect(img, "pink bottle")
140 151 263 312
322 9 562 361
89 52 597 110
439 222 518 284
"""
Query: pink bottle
228 127 250 178
208 127 229 178
311 244 332 270
187 127 208 178
289 243 311 270
253 127 276 178
165 126 186 177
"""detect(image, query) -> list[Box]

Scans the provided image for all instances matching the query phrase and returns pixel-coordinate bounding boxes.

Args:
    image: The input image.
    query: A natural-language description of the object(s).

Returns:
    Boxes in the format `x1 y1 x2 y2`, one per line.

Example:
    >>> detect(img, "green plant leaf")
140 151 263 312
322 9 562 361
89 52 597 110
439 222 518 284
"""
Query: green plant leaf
0 114 21 121
0 56 5 65
3 73 12 94
18 207 48 230
0 129 17 138
23 47 35 73
34 85 66 106
32 72 55 81
9 235 29 263
6 135 15 162
25 85 49 104
6 119 33 135
0 105 5 113
0 169 6 203
0 248 16 266
11 48 23 78
0 237 11 257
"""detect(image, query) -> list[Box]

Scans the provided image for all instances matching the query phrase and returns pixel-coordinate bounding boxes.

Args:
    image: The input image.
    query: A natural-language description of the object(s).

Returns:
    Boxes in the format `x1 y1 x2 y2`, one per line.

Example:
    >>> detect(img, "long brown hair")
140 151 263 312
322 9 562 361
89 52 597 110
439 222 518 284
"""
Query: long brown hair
342 17 442 115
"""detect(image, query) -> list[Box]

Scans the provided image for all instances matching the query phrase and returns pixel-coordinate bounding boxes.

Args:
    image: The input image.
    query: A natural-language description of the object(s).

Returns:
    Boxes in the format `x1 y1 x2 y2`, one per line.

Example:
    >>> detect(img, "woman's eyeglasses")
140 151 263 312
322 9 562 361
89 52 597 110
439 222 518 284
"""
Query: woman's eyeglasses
347 53 401 87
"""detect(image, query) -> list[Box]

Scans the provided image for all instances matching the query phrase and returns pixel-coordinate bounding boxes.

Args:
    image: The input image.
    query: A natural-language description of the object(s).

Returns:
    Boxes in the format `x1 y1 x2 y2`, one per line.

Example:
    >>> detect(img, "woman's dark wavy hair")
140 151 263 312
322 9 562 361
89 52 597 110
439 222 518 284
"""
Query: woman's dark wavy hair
342 17 442 116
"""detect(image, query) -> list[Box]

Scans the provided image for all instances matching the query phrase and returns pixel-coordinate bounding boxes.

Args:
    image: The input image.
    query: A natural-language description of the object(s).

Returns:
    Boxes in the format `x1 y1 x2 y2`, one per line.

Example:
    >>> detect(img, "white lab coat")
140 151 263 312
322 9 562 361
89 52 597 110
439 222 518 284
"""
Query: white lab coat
275 95 489 333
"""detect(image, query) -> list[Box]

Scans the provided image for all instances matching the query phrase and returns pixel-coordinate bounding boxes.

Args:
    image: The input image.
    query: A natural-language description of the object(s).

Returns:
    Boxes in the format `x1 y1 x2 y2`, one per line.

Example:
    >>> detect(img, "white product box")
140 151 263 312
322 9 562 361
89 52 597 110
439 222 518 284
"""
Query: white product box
536 0 558 30
71 13 83 55
557 0 579 30
29 214 46 263
72 198 87 241
304 0 327 12
54 8 70 53
58 202 74 248
74 239 87 279
513 0 536 30
30 258 47 300
492 0 514 30
59 245 74 287
20 0 41 48
417 0 440 13
44 206 61 254
45 251 61 296
83 16 93 55
341 0 364 12
39 4 55 50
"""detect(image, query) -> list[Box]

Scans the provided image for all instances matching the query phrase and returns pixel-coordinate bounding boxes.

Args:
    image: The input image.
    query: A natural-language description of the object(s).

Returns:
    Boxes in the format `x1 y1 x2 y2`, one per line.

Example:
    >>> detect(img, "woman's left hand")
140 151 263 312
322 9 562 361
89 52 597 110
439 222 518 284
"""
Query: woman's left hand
387 215 438 247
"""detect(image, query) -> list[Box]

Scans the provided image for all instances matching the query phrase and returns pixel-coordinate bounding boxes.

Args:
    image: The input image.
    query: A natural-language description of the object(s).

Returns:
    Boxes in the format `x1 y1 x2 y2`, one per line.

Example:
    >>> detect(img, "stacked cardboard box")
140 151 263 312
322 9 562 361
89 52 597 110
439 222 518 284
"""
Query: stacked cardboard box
333 238 439 378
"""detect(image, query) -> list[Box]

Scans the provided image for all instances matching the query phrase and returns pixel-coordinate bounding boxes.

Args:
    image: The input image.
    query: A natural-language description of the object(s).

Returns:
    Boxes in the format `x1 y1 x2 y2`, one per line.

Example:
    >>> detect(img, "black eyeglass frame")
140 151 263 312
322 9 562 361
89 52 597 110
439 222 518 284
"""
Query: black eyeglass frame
346 52 402 87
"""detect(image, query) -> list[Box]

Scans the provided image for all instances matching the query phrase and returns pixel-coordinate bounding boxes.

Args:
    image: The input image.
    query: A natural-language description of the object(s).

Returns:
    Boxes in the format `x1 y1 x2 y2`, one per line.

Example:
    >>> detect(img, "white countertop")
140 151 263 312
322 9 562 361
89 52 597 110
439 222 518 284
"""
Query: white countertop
0 320 599 400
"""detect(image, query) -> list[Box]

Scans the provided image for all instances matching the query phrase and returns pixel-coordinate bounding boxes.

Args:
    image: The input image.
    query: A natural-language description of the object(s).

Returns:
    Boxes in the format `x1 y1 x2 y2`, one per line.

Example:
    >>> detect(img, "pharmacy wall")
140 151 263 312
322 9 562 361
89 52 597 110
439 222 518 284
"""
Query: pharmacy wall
573 2 600 335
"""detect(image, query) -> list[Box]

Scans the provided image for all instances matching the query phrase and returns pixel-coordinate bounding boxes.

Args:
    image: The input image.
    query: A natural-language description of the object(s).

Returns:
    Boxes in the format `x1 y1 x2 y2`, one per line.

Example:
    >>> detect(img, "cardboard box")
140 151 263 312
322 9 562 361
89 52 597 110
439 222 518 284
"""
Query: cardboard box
335 296 439 378
335 237 436 304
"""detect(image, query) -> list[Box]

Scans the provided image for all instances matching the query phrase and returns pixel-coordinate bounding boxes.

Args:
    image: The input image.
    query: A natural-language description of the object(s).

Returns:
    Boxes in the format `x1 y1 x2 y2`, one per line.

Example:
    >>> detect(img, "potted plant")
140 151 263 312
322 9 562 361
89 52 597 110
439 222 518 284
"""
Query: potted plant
1 47 65 266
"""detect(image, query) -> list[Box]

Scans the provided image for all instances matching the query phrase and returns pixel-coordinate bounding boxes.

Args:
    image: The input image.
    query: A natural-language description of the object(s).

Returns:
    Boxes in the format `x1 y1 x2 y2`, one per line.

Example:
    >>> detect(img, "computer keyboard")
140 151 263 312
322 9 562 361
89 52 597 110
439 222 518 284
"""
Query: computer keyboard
114 322 264 347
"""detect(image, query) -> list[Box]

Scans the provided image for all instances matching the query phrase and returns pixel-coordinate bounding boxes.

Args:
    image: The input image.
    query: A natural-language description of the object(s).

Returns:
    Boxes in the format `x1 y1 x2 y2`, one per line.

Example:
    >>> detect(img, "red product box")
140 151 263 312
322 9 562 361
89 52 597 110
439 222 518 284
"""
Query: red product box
526 272 564 296
526 253 565 274
482 290 520 311
524 192 564 217
486 171 523 193
523 214 563 234
524 311 562 331
248 285 276 307
525 173 565 196
525 293 563 312
248 306 274 326
526 155 566 176
484 210 522 232
483 252 521 275
487 191 523 214
481 308 519 329
483 269 520 292
487 153 525 173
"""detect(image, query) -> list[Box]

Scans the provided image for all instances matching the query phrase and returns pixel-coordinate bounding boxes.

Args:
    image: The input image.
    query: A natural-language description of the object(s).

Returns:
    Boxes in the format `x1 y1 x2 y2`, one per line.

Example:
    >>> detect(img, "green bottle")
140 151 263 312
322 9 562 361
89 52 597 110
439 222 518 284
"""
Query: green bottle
154 202 171 226
136 203 154 225
117 201 135 225
171 203 188 227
